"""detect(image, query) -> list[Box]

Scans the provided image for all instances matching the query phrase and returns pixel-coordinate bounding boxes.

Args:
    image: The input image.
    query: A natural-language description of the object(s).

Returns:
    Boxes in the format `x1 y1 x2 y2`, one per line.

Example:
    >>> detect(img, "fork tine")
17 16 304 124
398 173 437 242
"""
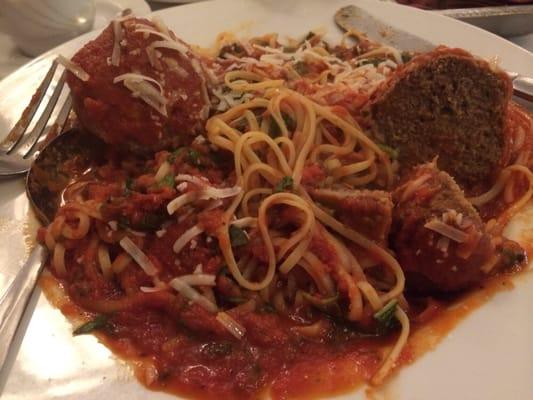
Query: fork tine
14 71 67 157
23 94 72 159
51 94 73 136
0 60 58 153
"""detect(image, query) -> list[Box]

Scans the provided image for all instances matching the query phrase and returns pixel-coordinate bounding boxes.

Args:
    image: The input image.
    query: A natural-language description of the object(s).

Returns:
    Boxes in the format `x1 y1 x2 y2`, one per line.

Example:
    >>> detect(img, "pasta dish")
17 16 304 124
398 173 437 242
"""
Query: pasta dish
34 13 533 400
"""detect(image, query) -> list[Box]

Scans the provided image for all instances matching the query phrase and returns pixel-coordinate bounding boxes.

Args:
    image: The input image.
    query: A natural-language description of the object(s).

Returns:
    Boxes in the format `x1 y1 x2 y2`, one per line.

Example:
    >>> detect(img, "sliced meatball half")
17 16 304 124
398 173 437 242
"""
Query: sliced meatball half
368 46 513 190
391 162 525 293
309 188 392 245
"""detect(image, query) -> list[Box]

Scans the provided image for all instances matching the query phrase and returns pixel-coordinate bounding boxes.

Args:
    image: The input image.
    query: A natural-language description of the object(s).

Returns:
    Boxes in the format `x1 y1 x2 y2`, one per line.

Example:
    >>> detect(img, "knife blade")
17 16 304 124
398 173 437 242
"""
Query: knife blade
334 4 533 103
334 5 435 52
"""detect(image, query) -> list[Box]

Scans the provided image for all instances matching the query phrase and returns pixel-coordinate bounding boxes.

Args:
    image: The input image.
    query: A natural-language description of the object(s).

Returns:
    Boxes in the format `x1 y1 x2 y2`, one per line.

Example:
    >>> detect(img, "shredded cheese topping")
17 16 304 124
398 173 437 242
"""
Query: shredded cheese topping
169 277 218 313
57 55 90 81
424 219 469 243
178 274 217 286
111 20 123 66
119 237 158 276
113 73 168 116
173 224 204 254
216 312 246 339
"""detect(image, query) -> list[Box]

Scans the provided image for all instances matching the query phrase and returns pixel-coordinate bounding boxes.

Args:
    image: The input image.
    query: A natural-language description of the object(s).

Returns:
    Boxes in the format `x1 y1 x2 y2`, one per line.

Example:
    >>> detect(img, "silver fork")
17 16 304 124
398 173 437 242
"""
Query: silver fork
0 59 72 178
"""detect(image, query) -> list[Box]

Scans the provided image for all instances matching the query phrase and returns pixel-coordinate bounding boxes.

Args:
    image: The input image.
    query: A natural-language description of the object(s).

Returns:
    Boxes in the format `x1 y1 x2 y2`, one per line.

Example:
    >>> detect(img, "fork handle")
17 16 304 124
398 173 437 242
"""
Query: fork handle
0 246 47 374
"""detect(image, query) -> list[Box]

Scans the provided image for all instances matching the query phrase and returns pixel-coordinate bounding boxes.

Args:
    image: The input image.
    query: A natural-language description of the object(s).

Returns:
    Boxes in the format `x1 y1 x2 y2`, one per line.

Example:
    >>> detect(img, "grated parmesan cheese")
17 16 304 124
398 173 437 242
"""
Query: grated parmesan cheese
119 237 158 276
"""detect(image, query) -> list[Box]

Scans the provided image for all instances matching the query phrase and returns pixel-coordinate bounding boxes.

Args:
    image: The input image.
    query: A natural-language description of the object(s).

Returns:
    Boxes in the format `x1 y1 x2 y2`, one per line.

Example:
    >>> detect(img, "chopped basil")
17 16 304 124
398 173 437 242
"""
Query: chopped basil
302 292 341 316
274 176 294 193
294 61 309 76
188 149 201 167
270 113 296 137
374 299 398 333
123 177 134 196
377 143 399 160
73 315 108 336
258 303 276 313
302 292 338 306
233 117 249 132
157 174 175 189
282 113 296 132
117 215 130 229
225 297 248 304
270 117 281 138
201 341 233 357
167 148 184 163
229 225 248 247
137 213 166 230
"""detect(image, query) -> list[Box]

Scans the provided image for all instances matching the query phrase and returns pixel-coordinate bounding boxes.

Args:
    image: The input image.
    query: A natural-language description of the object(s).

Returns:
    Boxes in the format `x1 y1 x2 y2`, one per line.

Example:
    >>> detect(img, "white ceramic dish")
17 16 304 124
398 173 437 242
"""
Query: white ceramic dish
93 0 152 28
149 0 204 4
0 1 532 399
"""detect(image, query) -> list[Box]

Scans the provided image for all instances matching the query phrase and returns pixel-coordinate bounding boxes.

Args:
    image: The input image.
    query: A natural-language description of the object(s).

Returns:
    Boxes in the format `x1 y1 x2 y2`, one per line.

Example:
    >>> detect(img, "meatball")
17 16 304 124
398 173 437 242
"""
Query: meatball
391 162 523 293
66 17 209 152
309 188 392 245
368 46 512 190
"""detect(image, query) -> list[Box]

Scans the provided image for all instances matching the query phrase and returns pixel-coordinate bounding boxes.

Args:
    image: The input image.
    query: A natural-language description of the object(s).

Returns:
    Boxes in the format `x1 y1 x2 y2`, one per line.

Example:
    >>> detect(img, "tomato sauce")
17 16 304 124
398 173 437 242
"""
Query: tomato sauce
39 262 528 400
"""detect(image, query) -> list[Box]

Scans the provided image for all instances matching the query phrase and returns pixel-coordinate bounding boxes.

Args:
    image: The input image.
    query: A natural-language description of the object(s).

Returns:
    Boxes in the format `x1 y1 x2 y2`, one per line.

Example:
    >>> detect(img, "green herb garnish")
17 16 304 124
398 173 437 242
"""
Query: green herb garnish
294 61 309 76
283 113 296 132
117 215 130 229
374 299 398 334
226 297 248 304
137 213 166 230
188 149 201 167
302 292 341 316
378 143 399 160
229 225 249 247
167 148 184 163
269 112 296 137
123 177 134 196
274 176 294 193
73 315 108 336
258 303 276 314
233 117 249 132
201 341 233 357
157 174 175 189
270 117 282 138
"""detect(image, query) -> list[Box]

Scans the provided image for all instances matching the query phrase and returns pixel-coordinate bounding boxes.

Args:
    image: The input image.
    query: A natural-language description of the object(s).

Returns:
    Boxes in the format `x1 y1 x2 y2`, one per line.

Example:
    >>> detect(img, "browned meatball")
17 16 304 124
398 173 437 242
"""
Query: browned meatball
66 17 209 152
368 47 512 191
391 162 524 293
309 188 392 245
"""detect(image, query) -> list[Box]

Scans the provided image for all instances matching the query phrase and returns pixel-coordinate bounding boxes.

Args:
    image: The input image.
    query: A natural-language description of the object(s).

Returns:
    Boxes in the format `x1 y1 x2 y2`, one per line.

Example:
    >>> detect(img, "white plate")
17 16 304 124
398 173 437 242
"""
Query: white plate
148 0 204 4
0 1 532 399
94 0 152 29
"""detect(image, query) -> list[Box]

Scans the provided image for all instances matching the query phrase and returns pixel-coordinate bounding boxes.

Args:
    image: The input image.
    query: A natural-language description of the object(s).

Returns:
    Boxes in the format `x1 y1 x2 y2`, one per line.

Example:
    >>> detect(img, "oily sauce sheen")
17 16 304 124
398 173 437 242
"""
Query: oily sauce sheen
40 267 526 400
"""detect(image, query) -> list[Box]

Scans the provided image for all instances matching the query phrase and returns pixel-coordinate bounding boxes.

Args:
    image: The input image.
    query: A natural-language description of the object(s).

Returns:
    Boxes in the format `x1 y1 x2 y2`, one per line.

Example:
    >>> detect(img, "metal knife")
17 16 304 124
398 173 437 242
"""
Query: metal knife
334 5 533 103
